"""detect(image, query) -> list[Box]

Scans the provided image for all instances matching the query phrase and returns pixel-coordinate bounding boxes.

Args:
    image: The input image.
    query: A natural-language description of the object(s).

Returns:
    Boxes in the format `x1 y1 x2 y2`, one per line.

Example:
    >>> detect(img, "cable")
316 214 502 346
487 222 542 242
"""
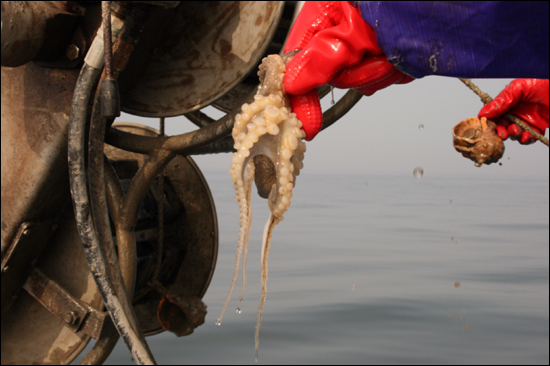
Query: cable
68 6 156 364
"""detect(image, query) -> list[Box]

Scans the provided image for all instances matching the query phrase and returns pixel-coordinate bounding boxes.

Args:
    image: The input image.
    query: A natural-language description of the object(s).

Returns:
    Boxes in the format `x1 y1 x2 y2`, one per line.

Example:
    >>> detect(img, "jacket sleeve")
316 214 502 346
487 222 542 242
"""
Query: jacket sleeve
358 1 549 79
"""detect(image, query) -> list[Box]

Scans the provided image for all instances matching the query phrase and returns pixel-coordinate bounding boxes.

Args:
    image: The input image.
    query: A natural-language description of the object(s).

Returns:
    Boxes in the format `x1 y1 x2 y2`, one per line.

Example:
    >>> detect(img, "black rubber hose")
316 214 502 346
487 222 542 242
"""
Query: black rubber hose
68 62 156 365
89 78 157 364
89 79 137 300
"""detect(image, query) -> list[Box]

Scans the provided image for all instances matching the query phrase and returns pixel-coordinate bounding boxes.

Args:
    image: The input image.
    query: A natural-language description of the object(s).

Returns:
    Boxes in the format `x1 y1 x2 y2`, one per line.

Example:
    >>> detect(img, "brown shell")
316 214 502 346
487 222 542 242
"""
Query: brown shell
453 117 504 167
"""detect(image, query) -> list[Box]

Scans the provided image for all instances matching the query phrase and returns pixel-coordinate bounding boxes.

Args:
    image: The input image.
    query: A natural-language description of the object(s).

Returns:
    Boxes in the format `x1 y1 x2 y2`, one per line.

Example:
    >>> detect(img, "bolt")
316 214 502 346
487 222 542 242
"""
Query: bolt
63 311 79 325
66 44 80 60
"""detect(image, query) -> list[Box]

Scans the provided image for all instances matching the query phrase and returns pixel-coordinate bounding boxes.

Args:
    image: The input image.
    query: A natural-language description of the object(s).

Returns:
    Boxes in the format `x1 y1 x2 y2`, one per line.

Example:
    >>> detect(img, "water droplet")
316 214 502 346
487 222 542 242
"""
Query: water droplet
330 86 335 105
413 167 424 179
215 319 221 326
236 308 242 314
418 124 424 130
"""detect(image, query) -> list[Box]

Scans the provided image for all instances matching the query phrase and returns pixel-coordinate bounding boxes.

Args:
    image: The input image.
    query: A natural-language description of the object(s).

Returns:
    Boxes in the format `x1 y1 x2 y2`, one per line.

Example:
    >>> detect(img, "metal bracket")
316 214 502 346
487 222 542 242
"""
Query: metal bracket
23 266 116 340
1 220 58 316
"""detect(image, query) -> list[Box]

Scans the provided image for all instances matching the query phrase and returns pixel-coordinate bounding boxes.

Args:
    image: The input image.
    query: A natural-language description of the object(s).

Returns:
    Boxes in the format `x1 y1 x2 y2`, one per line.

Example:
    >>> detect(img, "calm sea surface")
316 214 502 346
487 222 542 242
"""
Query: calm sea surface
76 170 549 365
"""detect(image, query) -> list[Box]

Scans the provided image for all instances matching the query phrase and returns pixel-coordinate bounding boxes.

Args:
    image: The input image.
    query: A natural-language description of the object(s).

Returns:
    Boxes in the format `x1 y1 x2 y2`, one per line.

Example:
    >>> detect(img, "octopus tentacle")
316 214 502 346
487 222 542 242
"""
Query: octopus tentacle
221 54 307 361
255 213 275 363
217 162 255 325
239 181 252 303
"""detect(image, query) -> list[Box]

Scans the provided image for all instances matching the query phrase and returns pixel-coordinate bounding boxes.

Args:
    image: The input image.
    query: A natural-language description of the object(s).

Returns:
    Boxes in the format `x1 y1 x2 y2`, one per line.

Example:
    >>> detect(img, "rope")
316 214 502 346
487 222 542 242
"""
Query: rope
459 78 549 147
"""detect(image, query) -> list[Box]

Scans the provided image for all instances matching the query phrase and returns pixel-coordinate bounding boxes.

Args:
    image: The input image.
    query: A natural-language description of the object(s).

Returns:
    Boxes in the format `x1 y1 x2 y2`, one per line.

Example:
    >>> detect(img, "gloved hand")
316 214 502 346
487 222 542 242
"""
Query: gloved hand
283 1 413 140
478 79 549 145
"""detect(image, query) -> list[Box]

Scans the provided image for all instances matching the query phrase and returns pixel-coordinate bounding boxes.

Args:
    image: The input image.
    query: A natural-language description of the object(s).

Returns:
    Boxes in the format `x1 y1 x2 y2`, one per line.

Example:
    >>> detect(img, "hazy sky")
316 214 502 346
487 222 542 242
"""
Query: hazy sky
119 76 549 179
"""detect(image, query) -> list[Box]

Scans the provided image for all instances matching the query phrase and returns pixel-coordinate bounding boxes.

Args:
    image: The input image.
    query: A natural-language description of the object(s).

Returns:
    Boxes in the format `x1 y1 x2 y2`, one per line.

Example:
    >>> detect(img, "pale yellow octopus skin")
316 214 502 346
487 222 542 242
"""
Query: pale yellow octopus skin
217 54 306 362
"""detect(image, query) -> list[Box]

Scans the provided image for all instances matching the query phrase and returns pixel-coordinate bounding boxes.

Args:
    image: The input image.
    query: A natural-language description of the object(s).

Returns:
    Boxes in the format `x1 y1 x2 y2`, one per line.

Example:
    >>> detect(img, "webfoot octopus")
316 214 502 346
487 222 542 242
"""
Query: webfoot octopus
217 53 307 362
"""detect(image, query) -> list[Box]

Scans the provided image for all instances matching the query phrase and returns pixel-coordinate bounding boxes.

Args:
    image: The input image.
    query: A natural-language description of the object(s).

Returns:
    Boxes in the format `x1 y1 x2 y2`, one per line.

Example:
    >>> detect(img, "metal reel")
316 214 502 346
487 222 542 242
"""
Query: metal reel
121 1 285 117
104 123 218 337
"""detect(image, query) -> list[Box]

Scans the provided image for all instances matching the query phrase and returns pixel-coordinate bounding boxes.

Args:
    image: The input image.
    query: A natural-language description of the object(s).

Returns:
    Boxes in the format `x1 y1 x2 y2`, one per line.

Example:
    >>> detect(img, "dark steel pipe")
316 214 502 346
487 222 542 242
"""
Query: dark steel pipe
183 110 215 128
321 89 363 132
104 156 136 293
120 148 175 232
105 127 169 154
151 118 165 281
79 334 120 365
186 135 235 155
106 88 361 156
105 88 258 154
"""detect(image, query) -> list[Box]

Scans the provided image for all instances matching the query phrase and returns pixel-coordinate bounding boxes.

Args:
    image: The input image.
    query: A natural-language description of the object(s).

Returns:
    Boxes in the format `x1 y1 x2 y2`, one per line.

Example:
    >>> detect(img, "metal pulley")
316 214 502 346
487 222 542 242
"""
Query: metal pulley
105 123 218 337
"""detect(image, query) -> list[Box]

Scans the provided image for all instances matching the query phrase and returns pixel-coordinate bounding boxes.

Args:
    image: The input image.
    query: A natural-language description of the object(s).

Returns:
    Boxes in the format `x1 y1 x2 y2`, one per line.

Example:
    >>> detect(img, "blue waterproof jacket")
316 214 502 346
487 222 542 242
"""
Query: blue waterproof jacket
358 1 549 79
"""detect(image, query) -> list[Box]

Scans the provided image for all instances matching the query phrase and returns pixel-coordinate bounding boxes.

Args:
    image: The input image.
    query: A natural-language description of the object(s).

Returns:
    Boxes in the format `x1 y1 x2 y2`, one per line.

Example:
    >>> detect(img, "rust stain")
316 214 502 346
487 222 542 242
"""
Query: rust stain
219 39 232 56
122 1 285 116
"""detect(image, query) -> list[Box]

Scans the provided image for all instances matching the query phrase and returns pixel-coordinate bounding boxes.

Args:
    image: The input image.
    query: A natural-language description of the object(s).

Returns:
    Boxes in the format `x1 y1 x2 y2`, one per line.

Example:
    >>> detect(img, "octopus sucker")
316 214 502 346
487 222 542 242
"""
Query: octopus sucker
220 54 307 361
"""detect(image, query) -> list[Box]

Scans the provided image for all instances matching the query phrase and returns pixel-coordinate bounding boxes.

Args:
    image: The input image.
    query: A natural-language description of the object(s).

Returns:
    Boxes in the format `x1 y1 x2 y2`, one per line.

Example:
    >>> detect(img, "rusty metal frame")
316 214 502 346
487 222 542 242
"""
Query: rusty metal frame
23 266 116 340
1 220 59 316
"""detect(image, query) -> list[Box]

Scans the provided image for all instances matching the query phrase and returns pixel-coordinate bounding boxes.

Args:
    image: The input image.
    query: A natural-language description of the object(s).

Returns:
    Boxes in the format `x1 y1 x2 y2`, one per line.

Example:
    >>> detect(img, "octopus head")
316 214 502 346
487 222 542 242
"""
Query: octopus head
229 54 306 221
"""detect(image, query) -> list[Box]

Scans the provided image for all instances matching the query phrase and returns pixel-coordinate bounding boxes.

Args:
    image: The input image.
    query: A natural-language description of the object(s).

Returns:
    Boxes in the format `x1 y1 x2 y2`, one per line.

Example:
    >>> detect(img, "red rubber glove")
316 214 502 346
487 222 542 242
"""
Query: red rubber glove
478 79 549 145
283 1 413 140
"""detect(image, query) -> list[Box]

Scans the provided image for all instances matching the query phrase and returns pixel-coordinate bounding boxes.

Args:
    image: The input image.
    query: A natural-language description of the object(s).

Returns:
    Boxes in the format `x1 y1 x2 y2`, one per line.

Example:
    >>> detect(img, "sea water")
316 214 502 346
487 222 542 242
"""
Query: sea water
76 171 549 365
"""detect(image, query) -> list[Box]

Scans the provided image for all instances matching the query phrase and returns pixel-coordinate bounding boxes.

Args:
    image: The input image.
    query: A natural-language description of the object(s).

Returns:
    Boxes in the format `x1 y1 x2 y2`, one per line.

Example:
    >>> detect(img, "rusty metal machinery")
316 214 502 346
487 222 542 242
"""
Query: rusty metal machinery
1 1 361 364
